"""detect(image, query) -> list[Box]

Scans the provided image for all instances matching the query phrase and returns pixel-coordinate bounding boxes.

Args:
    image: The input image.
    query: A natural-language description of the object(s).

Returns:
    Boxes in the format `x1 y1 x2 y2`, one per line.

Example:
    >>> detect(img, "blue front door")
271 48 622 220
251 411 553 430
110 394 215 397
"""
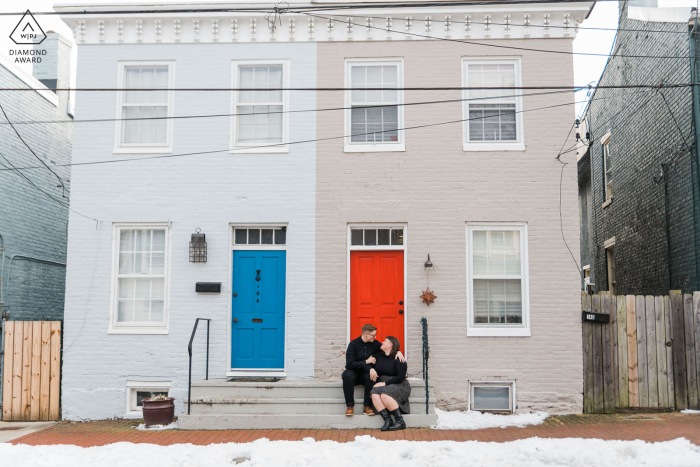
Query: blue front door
231 250 286 369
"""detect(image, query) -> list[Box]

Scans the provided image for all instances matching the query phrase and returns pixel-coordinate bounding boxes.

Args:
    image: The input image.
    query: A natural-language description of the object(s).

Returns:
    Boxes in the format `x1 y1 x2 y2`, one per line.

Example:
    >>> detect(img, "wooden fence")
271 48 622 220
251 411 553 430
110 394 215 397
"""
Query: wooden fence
582 291 700 413
1 321 61 421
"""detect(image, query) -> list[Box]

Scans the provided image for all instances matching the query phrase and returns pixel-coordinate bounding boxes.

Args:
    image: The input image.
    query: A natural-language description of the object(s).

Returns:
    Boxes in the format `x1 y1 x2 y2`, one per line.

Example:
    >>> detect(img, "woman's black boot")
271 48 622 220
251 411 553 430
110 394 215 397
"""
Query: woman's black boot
379 409 392 432
388 409 406 431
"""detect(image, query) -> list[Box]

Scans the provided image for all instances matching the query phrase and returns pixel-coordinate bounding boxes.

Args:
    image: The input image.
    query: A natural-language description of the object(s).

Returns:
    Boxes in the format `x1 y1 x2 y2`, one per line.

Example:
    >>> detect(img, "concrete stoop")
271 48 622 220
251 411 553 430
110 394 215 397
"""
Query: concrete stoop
179 378 437 430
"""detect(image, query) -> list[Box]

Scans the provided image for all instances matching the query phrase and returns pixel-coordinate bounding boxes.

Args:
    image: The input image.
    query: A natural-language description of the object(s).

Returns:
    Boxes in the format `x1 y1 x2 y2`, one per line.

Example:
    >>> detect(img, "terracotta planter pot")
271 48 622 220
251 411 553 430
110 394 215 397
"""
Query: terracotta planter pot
142 397 175 427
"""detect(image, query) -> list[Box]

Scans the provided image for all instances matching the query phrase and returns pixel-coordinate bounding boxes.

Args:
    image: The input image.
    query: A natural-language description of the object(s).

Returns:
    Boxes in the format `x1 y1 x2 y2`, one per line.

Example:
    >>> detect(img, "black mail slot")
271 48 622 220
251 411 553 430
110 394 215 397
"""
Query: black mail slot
582 311 610 324
252 319 263 323
196 282 221 293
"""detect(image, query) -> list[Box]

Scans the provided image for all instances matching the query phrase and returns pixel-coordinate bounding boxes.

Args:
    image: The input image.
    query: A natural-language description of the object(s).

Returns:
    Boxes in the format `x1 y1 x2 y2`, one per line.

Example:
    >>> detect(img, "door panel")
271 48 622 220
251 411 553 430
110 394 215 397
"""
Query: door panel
231 250 286 369
350 251 404 345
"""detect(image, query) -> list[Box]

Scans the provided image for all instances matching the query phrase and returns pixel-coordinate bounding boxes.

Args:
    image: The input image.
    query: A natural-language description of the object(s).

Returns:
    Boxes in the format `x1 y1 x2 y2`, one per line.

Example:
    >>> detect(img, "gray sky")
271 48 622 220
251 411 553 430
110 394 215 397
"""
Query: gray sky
0 1 697 116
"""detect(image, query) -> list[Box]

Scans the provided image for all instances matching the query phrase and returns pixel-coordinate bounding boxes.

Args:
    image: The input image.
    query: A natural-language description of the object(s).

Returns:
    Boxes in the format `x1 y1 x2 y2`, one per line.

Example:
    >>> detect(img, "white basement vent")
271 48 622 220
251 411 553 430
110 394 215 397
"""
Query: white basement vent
470 382 515 412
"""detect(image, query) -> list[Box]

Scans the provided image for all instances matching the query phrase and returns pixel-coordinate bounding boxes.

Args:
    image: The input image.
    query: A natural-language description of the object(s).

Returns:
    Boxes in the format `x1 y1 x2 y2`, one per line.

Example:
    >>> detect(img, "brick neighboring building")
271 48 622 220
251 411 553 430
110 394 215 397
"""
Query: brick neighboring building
578 3 700 296
0 33 73 412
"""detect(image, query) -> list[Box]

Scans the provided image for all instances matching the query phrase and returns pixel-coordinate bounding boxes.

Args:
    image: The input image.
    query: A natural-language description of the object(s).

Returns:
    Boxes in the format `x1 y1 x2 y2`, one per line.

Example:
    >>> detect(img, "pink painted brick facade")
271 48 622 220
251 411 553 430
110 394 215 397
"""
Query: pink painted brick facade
315 39 582 414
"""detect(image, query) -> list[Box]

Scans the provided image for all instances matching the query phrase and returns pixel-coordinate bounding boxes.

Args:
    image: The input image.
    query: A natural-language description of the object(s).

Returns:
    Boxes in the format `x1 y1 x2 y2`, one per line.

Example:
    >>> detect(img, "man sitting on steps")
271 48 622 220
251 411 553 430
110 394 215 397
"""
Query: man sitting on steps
342 324 405 416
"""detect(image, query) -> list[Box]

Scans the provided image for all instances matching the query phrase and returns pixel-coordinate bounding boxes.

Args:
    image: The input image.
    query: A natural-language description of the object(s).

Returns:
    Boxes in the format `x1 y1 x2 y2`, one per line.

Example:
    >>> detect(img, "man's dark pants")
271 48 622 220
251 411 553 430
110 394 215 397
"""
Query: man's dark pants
341 368 375 407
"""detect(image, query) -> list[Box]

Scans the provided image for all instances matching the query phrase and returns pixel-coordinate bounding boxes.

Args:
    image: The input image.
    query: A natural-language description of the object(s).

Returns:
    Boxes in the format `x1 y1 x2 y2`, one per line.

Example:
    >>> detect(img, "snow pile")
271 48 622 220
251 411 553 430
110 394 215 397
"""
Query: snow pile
681 409 700 414
135 421 179 431
433 408 549 430
4 436 700 467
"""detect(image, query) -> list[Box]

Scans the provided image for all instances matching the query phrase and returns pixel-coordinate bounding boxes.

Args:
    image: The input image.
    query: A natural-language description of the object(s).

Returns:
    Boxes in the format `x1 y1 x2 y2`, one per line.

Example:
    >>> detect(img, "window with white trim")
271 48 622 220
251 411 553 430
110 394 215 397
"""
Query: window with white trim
110 225 170 333
467 224 529 336
345 60 404 152
463 59 524 150
470 382 515 412
116 63 174 152
231 61 288 152
603 138 612 201
126 381 171 416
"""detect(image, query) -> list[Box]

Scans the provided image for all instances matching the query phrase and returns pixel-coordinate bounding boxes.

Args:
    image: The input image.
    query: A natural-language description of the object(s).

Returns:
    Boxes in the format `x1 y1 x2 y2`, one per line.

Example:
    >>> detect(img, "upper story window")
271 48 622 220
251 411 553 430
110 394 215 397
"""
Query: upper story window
463 59 524 151
110 224 170 334
231 61 289 153
345 60 404 153
467 223 530 337
115 62 174 154
602 133 612 202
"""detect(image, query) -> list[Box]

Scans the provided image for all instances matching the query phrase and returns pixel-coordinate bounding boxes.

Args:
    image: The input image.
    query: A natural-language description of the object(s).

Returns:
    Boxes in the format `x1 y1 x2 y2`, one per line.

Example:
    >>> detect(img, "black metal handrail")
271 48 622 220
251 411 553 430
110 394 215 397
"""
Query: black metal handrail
187 318 211 415
421 317 430 415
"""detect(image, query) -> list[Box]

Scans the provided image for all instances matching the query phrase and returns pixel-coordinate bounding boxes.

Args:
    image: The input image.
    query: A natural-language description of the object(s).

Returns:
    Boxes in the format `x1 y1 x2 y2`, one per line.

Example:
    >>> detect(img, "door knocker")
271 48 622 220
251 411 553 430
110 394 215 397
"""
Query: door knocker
255 270 261 281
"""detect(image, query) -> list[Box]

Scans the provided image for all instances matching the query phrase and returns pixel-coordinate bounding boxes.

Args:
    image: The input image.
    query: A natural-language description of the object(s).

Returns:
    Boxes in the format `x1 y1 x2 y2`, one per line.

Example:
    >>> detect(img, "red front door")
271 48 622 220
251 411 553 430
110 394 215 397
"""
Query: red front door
350 250 405 345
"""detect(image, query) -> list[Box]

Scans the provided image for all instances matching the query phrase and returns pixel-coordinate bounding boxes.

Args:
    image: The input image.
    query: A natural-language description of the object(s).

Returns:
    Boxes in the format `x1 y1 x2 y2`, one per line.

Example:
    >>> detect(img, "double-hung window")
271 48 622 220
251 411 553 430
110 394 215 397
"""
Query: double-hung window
110 224 170 334
602 133 612 202
467 224 530 337
231 61 289 153
115 62 174 153
463 59 524 151
345 60 404 152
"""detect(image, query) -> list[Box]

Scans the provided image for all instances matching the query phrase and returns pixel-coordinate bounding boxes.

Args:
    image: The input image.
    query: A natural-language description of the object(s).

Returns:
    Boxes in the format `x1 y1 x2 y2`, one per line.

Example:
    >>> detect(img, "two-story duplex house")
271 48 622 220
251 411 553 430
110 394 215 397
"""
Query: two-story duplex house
56 0 593 427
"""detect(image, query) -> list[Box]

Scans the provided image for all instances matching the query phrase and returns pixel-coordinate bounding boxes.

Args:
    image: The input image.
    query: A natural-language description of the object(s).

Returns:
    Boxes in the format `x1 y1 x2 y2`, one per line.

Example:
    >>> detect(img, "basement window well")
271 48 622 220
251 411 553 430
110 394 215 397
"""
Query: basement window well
470 382 515 413
125 381 171 417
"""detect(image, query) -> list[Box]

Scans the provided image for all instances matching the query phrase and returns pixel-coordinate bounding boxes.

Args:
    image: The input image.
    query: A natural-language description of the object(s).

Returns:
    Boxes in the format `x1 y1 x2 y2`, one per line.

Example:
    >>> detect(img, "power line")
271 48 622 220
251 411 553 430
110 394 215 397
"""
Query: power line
0 104 68 196
0 91 636 173
0 89 574 125
303 12 692 60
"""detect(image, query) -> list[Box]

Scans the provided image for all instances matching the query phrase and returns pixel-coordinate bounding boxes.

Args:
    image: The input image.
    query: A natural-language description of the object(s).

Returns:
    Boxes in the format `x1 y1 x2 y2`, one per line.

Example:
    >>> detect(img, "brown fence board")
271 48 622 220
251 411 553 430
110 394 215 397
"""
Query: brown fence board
670 291 687 410
636 295 649 407
655 296 669 408
2 322 14 420
602 294 615 413
40 321 51 421
48 321 61 421
582 293 594 413
611 294 619 408
617 295 629 408
684 294 699 409
11 322 23 420
627 295 639 408
30 321 41 421
695 293 700 409
645 296 659 407
21 322 32 420
592 294 604 413
1 321 61 421
665 295 675 409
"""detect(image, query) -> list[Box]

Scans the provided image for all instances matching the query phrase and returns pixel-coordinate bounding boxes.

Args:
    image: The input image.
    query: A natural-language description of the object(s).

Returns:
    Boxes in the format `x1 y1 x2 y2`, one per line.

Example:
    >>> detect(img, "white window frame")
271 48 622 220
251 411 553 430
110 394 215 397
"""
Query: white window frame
344 58 405 153
469 381 516 413
108 223 171 335
114 61 175 154
462 57 525 152
466 223 530 337
125 381 171 418
602 133 613 203
230 60 290 154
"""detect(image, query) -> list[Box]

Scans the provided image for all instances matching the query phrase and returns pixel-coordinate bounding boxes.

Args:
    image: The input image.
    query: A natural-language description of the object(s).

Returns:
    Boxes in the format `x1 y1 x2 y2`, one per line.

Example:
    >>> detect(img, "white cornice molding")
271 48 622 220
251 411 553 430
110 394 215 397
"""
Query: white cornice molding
55 2 593 44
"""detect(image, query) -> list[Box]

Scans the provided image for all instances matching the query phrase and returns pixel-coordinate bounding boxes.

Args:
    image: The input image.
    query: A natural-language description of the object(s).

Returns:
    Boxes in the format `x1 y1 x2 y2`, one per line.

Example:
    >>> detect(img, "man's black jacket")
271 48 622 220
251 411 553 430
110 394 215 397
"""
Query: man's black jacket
345 336 382 371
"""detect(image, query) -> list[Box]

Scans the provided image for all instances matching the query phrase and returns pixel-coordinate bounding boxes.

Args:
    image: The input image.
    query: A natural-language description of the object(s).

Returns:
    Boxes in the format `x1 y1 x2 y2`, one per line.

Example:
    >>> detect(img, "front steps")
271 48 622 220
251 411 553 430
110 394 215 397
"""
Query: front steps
179 378 437 430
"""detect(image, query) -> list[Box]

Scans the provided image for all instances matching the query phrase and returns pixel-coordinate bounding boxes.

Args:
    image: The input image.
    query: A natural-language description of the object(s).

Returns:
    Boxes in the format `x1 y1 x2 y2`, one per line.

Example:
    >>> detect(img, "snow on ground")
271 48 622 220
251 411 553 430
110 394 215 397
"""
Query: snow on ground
434 408 549 430
135 421 179 431
3 436 700 467
681 409 700 414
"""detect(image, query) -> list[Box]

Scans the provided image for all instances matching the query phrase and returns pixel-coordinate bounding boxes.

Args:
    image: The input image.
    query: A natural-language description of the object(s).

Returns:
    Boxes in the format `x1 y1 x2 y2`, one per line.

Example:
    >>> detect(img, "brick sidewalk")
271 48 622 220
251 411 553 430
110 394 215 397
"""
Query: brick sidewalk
9 413 700 447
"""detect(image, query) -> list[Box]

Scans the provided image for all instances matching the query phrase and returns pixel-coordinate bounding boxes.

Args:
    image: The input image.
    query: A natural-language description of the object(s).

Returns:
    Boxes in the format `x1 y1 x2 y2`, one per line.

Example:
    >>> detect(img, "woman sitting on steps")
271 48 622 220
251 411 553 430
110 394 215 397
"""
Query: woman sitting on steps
367 336 410 431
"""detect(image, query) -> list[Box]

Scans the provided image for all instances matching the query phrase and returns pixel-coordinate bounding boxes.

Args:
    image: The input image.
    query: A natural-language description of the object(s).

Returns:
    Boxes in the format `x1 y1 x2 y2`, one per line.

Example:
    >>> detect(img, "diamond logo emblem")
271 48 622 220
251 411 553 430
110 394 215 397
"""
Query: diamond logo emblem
10 10 46 45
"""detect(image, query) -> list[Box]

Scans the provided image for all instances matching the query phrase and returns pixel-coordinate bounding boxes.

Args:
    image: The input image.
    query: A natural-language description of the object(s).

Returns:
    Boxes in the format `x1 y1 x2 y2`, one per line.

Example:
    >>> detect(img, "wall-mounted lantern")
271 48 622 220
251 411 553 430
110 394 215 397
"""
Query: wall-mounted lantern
424 254 433 270
189 228 207 262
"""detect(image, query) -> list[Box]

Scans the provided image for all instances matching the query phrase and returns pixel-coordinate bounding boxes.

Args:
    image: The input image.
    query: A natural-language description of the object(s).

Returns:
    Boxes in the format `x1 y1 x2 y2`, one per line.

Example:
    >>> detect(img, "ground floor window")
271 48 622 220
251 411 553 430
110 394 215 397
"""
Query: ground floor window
470 381 515 413
126 381 171 417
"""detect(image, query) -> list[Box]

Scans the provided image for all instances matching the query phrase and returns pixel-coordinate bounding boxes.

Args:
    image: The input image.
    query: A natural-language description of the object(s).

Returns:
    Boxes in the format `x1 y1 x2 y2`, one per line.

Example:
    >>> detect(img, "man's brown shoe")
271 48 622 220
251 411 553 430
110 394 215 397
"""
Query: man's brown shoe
363 406 376 416
345 406 354 416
